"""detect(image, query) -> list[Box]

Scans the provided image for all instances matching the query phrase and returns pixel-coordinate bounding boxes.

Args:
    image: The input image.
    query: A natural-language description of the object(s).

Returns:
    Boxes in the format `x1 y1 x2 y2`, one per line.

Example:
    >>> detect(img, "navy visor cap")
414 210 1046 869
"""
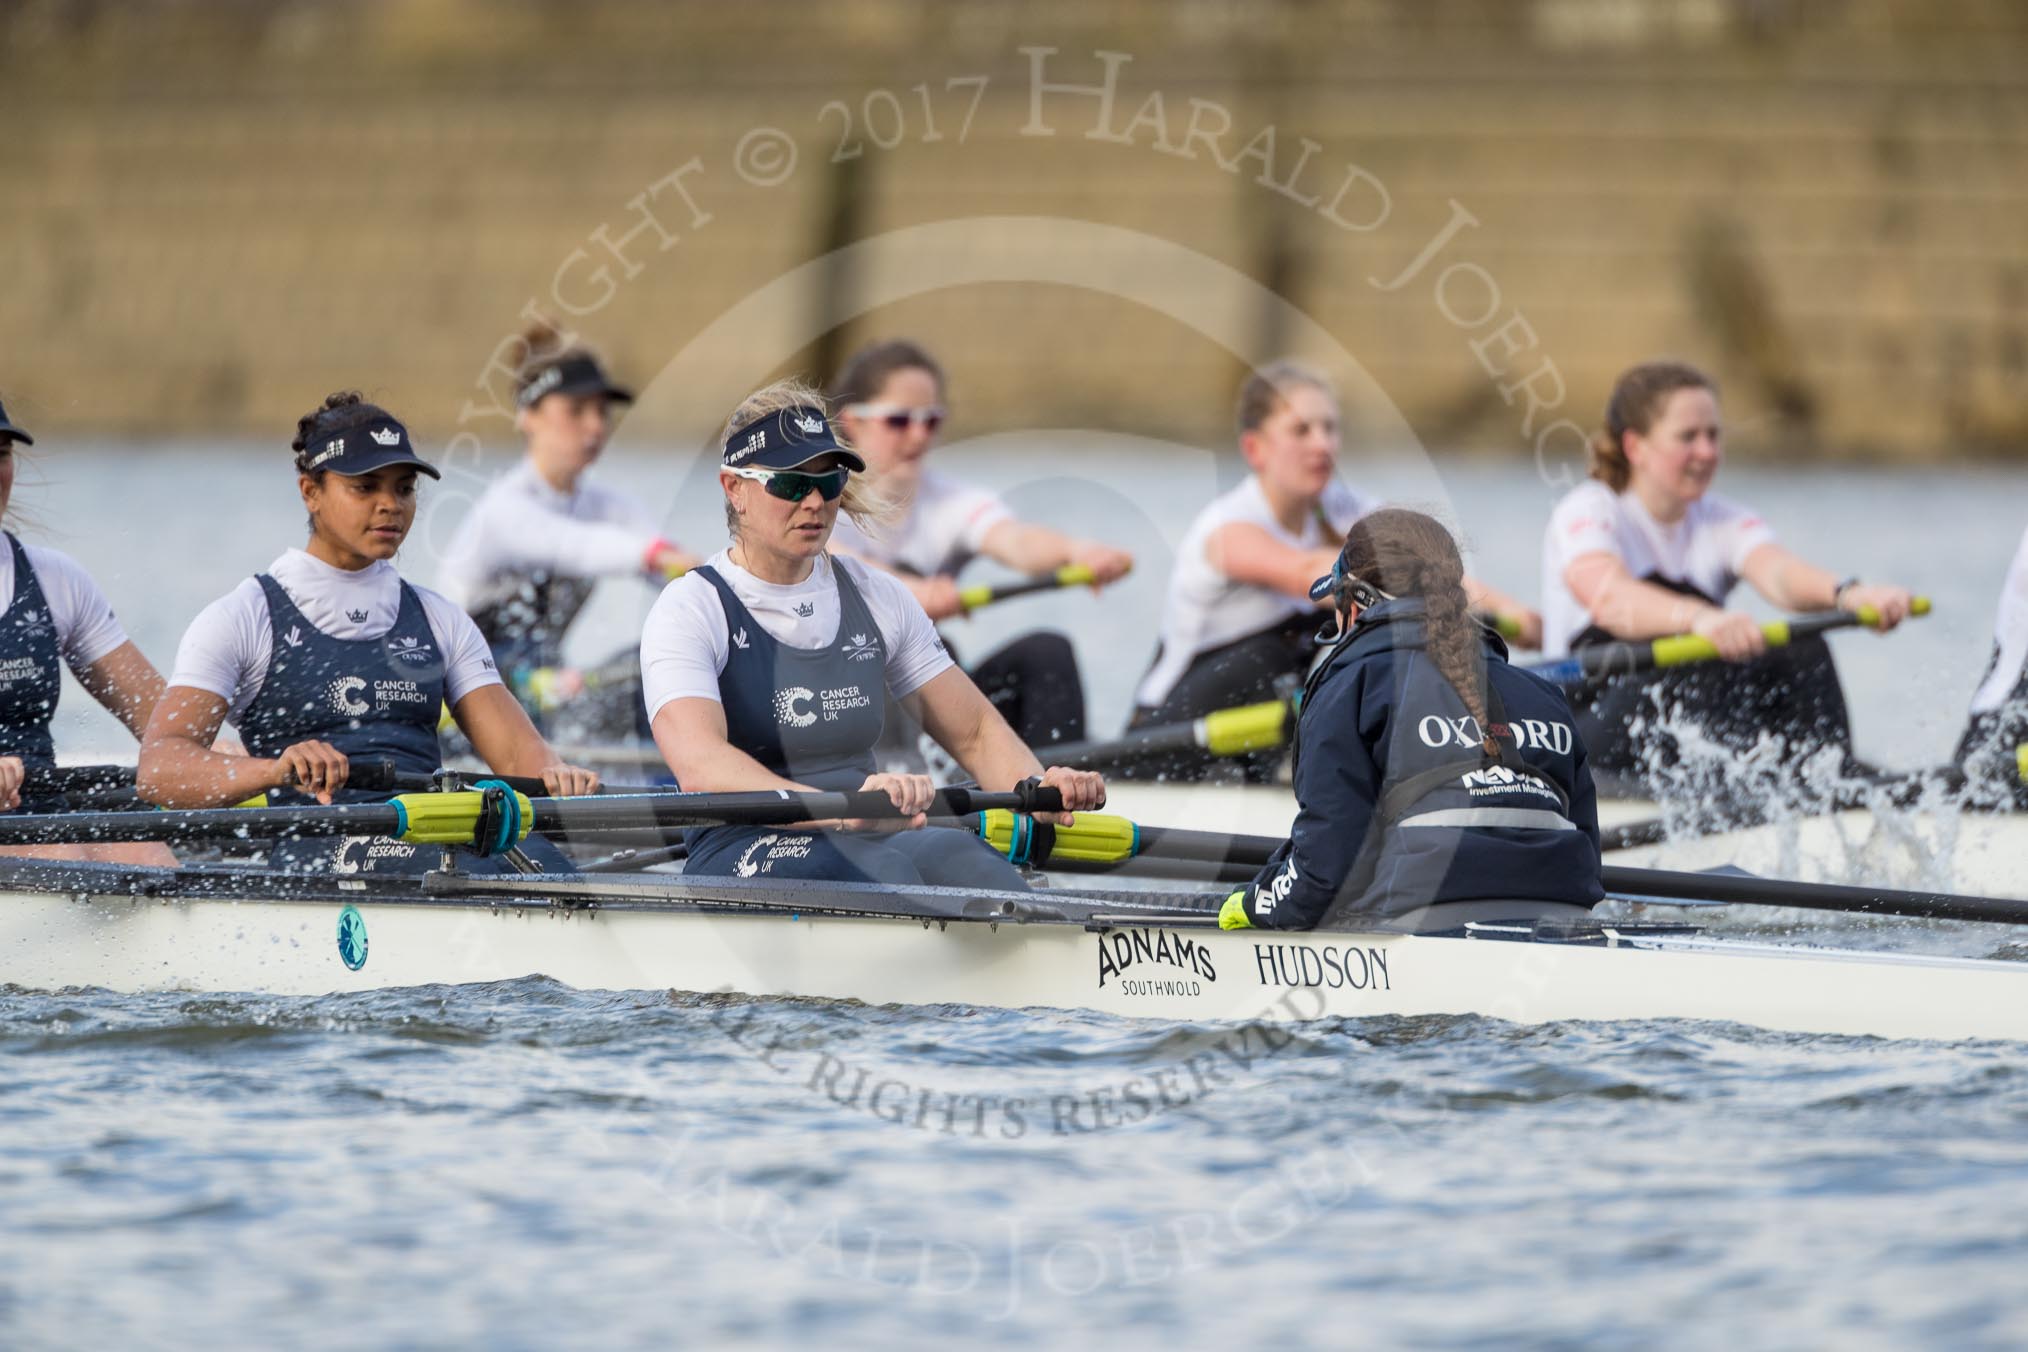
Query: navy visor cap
0 397 34 446
300 417 441 479
517 353 635 408
723 406 866 473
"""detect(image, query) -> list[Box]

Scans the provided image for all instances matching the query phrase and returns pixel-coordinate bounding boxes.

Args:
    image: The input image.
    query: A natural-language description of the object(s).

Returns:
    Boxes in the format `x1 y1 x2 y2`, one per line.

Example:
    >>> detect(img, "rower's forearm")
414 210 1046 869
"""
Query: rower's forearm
991 523 1076 574
1583 577 1720 641
661 742 811 795
137 740 280 810
954 724 1046 793
1762 559 1842 612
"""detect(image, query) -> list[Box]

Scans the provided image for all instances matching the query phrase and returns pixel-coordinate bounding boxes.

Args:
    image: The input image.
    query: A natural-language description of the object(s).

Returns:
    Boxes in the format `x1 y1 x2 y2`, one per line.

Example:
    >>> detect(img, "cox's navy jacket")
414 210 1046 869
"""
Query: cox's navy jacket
1237 600 1603 929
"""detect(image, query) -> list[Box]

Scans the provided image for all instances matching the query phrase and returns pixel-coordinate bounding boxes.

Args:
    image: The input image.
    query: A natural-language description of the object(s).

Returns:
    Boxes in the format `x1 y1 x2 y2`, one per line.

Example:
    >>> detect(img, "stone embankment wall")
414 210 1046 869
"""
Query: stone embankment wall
2 0 2025 458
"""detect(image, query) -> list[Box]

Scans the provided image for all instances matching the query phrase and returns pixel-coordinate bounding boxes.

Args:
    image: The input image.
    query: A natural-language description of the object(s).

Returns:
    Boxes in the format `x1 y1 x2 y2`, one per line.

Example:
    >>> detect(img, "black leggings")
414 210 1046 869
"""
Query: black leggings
964 630 1087 748
1571 633 1856 808
1120 614 1319 781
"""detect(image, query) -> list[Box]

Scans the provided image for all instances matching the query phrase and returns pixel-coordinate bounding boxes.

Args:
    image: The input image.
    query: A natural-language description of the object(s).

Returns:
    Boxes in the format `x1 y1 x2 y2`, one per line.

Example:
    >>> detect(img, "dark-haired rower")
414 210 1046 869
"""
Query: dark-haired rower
1541 360 1913 790
139 392 598 873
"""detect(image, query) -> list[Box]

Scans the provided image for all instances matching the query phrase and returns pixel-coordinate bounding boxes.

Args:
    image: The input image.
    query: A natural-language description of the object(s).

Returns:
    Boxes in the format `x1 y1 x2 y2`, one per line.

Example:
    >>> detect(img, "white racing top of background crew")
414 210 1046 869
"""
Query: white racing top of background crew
437 459 664 611
640 550 952 720
1136 477 1372 708
0 543 131 673
827 469 1013 578
168 549 502 723
1970 524 2028 714
1538 479 1777 659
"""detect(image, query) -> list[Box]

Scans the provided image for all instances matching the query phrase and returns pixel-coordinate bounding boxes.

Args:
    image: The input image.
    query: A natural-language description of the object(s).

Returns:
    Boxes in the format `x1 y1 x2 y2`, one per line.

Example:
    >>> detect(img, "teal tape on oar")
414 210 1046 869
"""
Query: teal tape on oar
472 779 522 856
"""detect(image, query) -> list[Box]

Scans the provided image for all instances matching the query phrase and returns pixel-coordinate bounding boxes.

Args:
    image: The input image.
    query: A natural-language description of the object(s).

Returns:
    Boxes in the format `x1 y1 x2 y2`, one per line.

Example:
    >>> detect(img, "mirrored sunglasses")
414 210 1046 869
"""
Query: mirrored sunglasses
727 464 850 502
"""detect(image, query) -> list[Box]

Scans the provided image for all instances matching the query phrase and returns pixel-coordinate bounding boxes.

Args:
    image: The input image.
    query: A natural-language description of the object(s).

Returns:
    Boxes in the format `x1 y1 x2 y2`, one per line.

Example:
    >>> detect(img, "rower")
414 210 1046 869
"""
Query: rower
642 378 1106 887
827 339 1132 748
1132 361 1538 779
0 394 180 866
1218 508 1603 933
137 391 599 873
1954 522 2028 806
1541 360 1914 791
438 317 698 720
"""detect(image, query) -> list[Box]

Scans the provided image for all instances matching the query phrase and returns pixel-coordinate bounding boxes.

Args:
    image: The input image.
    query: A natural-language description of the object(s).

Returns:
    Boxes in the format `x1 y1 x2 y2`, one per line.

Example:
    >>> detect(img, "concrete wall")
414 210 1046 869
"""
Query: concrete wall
2 0 2025 458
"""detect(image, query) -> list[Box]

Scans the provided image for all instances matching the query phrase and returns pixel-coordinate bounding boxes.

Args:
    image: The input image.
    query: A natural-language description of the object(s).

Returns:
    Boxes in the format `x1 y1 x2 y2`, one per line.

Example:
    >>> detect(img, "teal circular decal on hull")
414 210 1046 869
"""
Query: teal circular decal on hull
337 905 369 971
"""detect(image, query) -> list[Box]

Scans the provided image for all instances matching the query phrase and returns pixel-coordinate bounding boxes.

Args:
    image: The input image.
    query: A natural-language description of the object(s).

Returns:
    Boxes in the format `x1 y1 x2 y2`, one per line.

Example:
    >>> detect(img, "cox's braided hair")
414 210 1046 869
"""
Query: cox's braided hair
1336 508 1488 736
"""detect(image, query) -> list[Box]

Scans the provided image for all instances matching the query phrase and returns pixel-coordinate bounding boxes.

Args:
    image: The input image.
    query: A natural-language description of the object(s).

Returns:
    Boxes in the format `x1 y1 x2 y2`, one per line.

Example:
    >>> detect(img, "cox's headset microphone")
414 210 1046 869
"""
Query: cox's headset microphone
1308 555 1392 645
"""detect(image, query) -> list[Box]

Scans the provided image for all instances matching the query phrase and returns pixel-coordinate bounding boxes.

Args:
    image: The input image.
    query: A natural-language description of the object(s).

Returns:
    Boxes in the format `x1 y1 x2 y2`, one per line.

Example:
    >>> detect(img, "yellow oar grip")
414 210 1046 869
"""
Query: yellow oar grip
2017 744 2028 785
1039 811 1140 863
1851 595 1932 627
957 583 993 611
1649 634 1718 667
979 808 1139 864
1201 701 1291 757
393 789 534 846
1493 614 1524 640
1053 563 1098 586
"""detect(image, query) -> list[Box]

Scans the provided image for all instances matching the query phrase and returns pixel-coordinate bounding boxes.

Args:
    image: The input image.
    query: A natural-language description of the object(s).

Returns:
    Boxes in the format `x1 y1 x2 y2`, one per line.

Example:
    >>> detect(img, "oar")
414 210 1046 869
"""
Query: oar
1527 598 1931 687
510 649 643 715
958 563 1115 614
1475 612 1526 642
25 759 664 802
0 783 1069 849
978 810 2028 925
1040 698 1294 772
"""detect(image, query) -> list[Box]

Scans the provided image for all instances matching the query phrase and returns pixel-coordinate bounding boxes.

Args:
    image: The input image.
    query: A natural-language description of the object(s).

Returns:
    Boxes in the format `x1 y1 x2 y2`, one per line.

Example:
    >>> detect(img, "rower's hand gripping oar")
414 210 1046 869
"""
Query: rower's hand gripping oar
1526 598 1931 689
957 562 1123 614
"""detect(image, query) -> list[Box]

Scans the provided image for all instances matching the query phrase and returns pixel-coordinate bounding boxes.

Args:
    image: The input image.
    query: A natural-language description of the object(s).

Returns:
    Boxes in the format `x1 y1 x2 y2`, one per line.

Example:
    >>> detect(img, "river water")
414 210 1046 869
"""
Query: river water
5 439 2028 1348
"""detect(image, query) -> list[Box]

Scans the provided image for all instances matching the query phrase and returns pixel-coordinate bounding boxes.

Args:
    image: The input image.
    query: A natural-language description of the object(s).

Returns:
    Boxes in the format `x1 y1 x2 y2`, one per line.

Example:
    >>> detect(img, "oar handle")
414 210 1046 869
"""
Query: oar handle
1039 698 1293 771
1474 611 1525 641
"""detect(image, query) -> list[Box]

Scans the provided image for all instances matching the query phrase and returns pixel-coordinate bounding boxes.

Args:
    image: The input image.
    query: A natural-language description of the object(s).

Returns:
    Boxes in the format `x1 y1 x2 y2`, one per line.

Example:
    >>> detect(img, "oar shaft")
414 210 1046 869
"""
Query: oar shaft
0 784 1069 849
1043 700 1291 771
958 563 1101 613
1530 597 1931 687
1602 863 2028 925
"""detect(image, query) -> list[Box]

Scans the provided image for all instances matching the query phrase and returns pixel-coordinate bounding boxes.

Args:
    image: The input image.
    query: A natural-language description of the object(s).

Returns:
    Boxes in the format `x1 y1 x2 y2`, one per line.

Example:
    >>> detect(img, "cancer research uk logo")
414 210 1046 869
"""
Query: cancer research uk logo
734 832 816 877
1097 929 1218 998
327 675 435 718
773 683 873 728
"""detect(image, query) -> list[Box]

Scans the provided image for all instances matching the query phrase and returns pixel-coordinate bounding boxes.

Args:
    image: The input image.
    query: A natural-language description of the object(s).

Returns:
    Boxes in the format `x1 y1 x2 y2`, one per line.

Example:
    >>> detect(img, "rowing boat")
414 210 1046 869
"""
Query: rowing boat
3 855 2025 1044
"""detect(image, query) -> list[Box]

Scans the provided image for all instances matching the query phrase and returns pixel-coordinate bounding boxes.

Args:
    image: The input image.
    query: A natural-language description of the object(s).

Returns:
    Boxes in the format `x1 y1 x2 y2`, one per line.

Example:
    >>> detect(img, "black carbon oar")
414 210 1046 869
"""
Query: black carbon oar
1526 599 1929 687
975 810 2028 926
0 783 1068 849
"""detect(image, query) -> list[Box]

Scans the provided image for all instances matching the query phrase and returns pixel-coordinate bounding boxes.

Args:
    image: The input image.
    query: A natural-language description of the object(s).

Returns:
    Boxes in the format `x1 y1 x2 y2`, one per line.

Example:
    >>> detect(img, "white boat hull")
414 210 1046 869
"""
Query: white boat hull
4 867 2025 1044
